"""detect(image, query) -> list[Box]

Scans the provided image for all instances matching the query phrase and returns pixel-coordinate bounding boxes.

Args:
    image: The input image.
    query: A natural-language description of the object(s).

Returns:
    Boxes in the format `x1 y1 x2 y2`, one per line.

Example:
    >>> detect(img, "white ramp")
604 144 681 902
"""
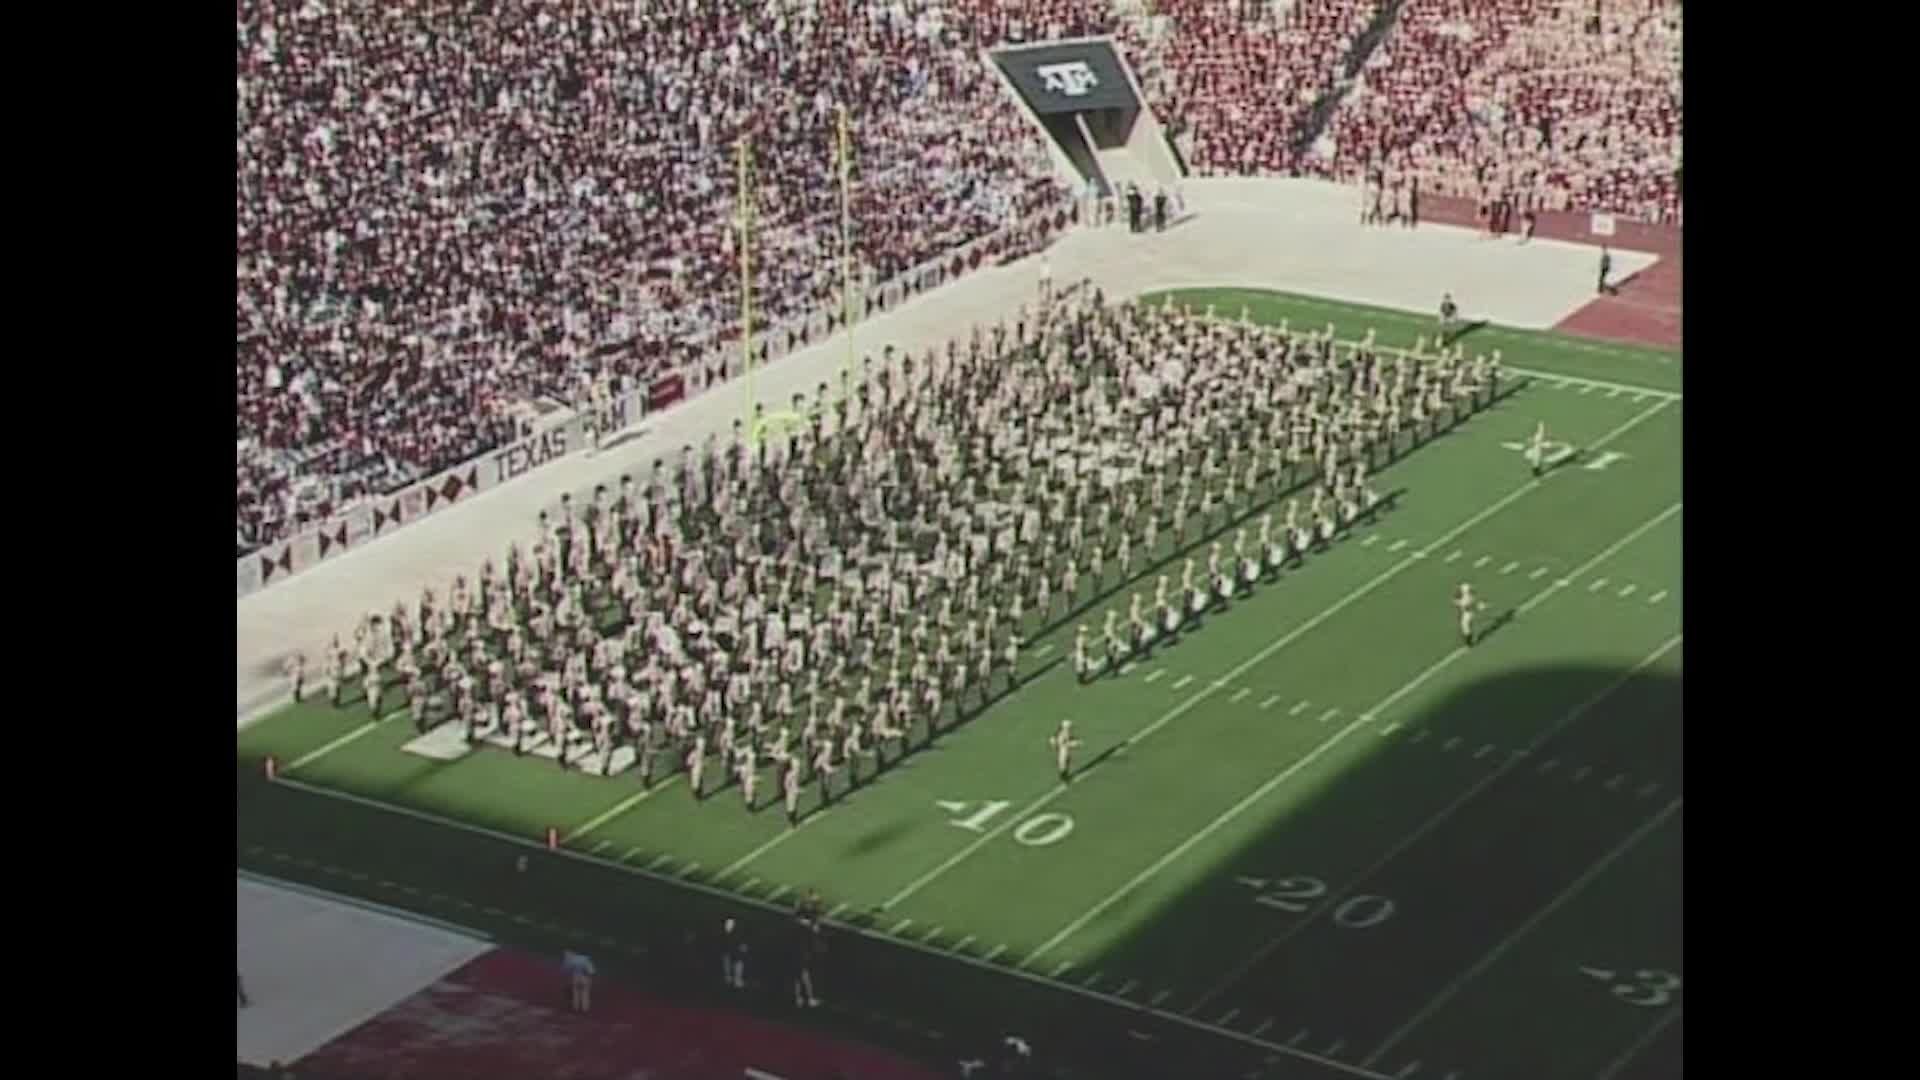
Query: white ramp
237 872 493 1069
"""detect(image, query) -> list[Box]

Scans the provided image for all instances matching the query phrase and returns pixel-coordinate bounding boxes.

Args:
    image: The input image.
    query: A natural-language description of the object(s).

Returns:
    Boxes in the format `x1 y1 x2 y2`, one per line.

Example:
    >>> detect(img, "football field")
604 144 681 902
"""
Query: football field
237 287 1682 1080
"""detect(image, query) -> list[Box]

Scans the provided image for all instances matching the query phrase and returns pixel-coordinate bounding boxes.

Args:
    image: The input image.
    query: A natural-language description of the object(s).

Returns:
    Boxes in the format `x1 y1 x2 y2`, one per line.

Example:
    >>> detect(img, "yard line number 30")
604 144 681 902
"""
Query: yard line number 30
1235 874 1397 929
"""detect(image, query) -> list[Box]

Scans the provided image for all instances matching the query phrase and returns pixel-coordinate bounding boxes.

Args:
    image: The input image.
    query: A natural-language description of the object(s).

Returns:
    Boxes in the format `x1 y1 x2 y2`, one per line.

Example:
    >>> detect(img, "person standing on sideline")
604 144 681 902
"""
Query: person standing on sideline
721 918 748 990
563 950 596 1012
1598 246 1613 294
1438 292 1459 346
1039 252 1052 305
1153 187 1167 232
237 972 249 1007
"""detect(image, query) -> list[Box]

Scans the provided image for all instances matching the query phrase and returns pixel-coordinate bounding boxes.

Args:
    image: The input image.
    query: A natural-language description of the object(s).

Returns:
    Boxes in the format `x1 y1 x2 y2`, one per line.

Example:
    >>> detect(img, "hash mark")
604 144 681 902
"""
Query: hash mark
1571 766 1593 783
1290 700 1312 716
621 846 645 862
740 877 761 894
1051 960 1074 978
1388 539 1409 553
924 924 945 944
1081 970 1102 988
1325 1038 1346 1056
1499 561 1519 575
1409 727 1429 743
1218 1008 1241 1026
1606 387 1622 398
828 901 849 919
1145 670 1166 683
1474 743 1494 759
1317 708 1341 724
589 840 611 854
1119 662 1137 675
766 884 792 903
1290 1028 1310 1047
1363 535 1381 547
1473 555 1492 569
1443 736 1463 751
1152 989 1173 1006
889 918 914 935
1577 384 1595 395
1529 566 1549 580
1229 687 1252 703
1618 584 1638 598
1260 695 1282 710
1539 758 1560 774
1172 675 1195 690
1605 774 1627 791
679 862 702 879
1648 590 1668 604
1253 1017 1275 1037
1637 781 1661 798
1036 643 1055 656
1116 979 1139 997
1445 550 1463 563
1399 1064 1423 1079
984 944 1008 963
954 935 978 953
1382 720 1402 736
647 854 672 870
1588 577 1610 593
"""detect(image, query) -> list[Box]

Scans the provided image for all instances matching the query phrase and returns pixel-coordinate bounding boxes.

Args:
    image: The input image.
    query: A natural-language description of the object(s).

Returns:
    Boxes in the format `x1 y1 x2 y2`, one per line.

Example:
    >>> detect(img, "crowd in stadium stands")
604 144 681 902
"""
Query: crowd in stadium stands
236 0 1109 555
236 0 1681 561
1131 0 1384 178
1308 0 1681 225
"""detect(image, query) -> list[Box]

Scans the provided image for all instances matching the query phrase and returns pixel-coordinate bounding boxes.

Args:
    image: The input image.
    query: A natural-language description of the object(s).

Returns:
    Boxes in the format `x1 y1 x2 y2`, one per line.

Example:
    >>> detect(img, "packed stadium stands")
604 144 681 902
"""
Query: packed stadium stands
236 0 1680 560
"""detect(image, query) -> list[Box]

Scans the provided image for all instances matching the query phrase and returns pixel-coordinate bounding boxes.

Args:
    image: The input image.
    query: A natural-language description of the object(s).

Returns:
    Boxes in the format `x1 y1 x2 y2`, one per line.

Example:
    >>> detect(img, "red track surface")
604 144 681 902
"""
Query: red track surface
296 947 945 1080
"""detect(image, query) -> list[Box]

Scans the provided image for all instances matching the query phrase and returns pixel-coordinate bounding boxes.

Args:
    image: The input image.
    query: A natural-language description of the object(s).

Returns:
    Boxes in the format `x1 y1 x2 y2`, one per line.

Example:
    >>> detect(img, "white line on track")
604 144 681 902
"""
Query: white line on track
709 806 829 880
1363 799 1683 1067
889 409 1674 917
285 707 407 771
1597 1004 1684 1079
564 776 682 843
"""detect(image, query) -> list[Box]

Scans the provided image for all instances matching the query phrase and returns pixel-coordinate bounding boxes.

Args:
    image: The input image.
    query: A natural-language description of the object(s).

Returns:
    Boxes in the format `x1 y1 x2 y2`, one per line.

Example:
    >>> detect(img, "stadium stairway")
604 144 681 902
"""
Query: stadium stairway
1291 0 1410 161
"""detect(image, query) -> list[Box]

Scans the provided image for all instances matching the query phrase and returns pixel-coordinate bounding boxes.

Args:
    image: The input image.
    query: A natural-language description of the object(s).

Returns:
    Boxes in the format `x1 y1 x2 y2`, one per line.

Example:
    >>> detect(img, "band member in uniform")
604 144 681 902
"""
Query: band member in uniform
1455 582 1485 646
1050 719 1082 782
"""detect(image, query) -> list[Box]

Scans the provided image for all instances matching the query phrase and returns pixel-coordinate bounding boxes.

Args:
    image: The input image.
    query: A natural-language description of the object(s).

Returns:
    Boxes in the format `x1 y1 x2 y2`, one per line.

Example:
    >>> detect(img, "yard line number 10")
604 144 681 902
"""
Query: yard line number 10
939 800 1076 846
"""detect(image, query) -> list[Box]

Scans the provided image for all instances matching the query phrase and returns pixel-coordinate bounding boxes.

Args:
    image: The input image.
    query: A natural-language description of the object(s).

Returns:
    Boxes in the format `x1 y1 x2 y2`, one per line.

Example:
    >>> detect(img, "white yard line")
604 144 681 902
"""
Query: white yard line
285 708 406 771
1362 799 1683 1067
1189 634 1681 1012
564 777 682 844
1596 1005 1684 1080
880 402 1668 913
712 808 830 881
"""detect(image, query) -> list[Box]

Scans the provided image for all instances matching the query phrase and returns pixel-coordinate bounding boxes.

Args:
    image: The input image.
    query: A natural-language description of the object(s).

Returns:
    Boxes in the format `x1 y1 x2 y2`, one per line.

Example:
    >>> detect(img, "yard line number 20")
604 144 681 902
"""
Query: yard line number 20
939 800 1075 846
1235 874 1397 930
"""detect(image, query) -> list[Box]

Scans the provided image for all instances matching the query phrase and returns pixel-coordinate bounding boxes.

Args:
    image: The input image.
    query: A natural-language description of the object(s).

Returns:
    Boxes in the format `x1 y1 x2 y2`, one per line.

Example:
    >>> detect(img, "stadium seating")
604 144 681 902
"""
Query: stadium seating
235 0 1109 553
1307 0 1681 223
235 0 1682 559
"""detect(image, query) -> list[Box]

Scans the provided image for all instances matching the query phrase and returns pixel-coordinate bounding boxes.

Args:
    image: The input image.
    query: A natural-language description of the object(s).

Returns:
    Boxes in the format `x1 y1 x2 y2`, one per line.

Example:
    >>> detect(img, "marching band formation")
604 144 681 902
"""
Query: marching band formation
287 291 1508 822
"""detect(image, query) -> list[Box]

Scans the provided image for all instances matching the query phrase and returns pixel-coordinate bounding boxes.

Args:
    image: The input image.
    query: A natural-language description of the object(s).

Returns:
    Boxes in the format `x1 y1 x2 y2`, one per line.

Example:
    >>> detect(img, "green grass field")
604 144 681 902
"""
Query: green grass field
237 288 1682 1080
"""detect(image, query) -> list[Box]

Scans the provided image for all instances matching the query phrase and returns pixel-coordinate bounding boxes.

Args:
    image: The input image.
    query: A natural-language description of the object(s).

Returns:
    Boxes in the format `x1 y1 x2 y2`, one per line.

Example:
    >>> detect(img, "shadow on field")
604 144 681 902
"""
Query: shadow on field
240 662 1681 1080
1007 662 1685 1080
